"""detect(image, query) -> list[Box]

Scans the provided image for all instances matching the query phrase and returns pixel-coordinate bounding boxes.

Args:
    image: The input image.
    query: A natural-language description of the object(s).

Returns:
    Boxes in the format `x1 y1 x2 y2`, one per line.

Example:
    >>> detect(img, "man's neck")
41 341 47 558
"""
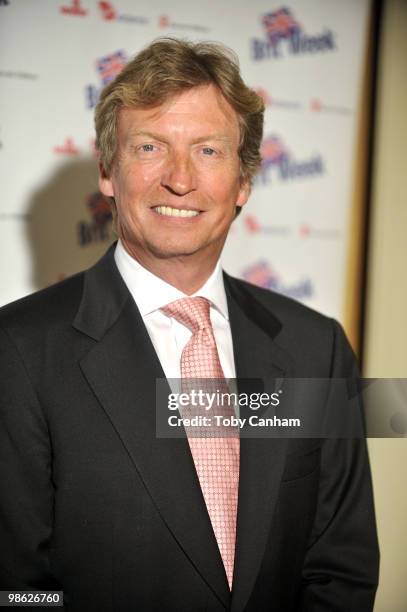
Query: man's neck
121 240 220 295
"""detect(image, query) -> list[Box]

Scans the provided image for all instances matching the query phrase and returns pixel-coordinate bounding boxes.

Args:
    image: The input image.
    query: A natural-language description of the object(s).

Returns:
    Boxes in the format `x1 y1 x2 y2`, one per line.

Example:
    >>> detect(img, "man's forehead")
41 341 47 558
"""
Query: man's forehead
117 84 240 137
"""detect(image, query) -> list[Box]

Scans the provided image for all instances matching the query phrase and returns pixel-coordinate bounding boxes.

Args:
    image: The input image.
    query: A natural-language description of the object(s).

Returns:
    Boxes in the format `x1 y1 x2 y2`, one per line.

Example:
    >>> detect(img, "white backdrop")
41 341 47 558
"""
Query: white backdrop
0 0 371 322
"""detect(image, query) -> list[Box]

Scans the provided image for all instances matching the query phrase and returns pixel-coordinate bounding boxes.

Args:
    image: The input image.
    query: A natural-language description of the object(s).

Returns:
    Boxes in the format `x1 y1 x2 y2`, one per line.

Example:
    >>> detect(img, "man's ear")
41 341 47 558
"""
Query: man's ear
98 162 114 197
236 180 251 210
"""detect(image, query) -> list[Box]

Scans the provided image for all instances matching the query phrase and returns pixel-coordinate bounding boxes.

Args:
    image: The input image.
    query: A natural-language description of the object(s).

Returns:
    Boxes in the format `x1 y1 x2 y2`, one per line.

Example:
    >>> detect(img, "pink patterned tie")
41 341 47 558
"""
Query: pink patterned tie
161 297 240 589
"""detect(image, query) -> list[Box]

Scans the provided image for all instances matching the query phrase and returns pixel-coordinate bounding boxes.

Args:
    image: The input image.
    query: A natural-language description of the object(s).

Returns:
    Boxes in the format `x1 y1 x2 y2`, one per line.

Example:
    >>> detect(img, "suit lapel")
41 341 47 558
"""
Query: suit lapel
224 275 293 612
73 247 230 608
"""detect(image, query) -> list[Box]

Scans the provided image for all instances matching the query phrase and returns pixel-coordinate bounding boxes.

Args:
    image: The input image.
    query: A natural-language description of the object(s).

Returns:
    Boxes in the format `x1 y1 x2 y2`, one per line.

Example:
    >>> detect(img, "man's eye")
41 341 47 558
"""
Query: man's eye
202 147 216 156
140 144 155 152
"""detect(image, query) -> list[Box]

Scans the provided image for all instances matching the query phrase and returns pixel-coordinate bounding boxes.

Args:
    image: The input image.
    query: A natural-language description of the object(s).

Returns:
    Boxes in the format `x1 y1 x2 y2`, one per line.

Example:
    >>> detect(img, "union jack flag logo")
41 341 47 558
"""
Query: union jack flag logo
87 192 112 226
96 50 127 85
261 136 289 167
242 261 277 289
262 7 301 44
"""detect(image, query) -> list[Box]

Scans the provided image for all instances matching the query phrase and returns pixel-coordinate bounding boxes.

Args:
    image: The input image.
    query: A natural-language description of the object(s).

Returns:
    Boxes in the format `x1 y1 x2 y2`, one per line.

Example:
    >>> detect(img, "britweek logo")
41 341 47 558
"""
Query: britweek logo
77 191 113 246
256 135 324 186
251 7 335 61
85 50 127 109
242 260 314 300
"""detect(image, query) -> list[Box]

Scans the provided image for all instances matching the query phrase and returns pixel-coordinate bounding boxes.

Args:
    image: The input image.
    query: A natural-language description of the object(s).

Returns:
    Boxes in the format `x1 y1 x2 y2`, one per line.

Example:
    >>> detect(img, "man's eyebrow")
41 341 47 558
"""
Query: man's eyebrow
125 129 233 145
125 129 169 144
190 134 234 145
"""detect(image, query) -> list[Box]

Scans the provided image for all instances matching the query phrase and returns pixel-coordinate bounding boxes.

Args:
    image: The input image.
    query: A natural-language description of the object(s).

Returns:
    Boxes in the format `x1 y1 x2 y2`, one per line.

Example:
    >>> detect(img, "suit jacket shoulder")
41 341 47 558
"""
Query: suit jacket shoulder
224 273 355 378
0 272 85 336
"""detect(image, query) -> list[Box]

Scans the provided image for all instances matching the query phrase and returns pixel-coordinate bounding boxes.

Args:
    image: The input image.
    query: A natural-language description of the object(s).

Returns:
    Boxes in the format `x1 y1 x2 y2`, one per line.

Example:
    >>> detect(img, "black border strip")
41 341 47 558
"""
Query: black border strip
360 0 384 370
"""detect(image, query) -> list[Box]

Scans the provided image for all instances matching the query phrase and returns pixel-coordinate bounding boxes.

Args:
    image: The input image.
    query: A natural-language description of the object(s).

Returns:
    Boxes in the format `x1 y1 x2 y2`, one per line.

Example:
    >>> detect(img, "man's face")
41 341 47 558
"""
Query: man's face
99 84 250 271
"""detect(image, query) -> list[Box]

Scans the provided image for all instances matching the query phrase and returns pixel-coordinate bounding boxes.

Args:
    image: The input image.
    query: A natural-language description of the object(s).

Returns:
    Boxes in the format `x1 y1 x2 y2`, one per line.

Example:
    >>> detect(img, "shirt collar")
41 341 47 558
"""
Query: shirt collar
114 240 229 321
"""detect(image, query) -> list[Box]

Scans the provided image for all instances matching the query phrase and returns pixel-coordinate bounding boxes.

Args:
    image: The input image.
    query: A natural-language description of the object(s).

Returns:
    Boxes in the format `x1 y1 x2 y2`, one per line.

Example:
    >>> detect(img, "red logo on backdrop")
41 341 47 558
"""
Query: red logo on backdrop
310 99 322 112
98 1 116 20
254 87 272 106
157 14 209 32
97 2 149 24
309 98 352 115
60 0 88 16
158 15 170 28
53 138 79 155
253 87 302 111
242 214 290 237
298 223 340 240
299 224 311 237
244 215 262 233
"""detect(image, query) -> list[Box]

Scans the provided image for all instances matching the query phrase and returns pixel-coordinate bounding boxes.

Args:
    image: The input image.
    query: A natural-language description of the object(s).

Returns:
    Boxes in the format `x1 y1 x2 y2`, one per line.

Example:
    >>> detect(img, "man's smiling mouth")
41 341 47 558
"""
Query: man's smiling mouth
153 206 201 218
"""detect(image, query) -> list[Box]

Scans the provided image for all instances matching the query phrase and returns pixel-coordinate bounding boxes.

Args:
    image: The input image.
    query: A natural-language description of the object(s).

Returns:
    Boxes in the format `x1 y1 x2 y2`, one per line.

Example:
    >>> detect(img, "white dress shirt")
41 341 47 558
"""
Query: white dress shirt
114 240 236 381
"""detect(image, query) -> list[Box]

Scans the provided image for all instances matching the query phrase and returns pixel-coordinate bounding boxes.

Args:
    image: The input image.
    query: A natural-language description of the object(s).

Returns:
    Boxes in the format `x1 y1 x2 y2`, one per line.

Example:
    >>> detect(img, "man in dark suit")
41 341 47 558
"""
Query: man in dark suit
0 38 379 611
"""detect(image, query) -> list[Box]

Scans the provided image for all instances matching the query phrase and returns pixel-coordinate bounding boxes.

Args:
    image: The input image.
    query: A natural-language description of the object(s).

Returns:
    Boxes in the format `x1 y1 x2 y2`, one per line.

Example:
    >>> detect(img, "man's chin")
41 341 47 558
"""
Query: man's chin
121 235 225 268
147 246 204 260
121 237 197 259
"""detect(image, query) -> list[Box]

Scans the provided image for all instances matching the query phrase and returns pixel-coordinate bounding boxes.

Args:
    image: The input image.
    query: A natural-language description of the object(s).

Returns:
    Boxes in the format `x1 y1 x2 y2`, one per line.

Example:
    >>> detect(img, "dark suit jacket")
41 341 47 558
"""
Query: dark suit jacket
0 246 379 611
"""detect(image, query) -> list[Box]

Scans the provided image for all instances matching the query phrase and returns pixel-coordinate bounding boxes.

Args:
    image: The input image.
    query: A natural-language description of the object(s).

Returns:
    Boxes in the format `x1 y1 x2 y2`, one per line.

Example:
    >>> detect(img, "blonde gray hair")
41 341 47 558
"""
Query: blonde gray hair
95 38 264 185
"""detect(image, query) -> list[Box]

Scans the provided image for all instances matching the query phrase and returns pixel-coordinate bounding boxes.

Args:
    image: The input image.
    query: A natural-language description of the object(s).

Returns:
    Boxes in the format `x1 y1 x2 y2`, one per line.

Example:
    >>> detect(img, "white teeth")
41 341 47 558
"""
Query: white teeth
154 206 200 218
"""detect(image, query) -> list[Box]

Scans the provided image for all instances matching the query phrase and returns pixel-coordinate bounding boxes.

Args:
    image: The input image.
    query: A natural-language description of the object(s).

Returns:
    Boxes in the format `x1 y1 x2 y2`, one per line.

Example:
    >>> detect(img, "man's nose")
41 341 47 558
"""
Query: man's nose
161 151 197 196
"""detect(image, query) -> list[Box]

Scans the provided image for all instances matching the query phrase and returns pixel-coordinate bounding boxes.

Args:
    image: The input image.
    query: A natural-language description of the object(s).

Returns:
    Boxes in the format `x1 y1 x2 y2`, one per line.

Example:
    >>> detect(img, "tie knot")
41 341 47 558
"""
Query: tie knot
161 296 212 333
